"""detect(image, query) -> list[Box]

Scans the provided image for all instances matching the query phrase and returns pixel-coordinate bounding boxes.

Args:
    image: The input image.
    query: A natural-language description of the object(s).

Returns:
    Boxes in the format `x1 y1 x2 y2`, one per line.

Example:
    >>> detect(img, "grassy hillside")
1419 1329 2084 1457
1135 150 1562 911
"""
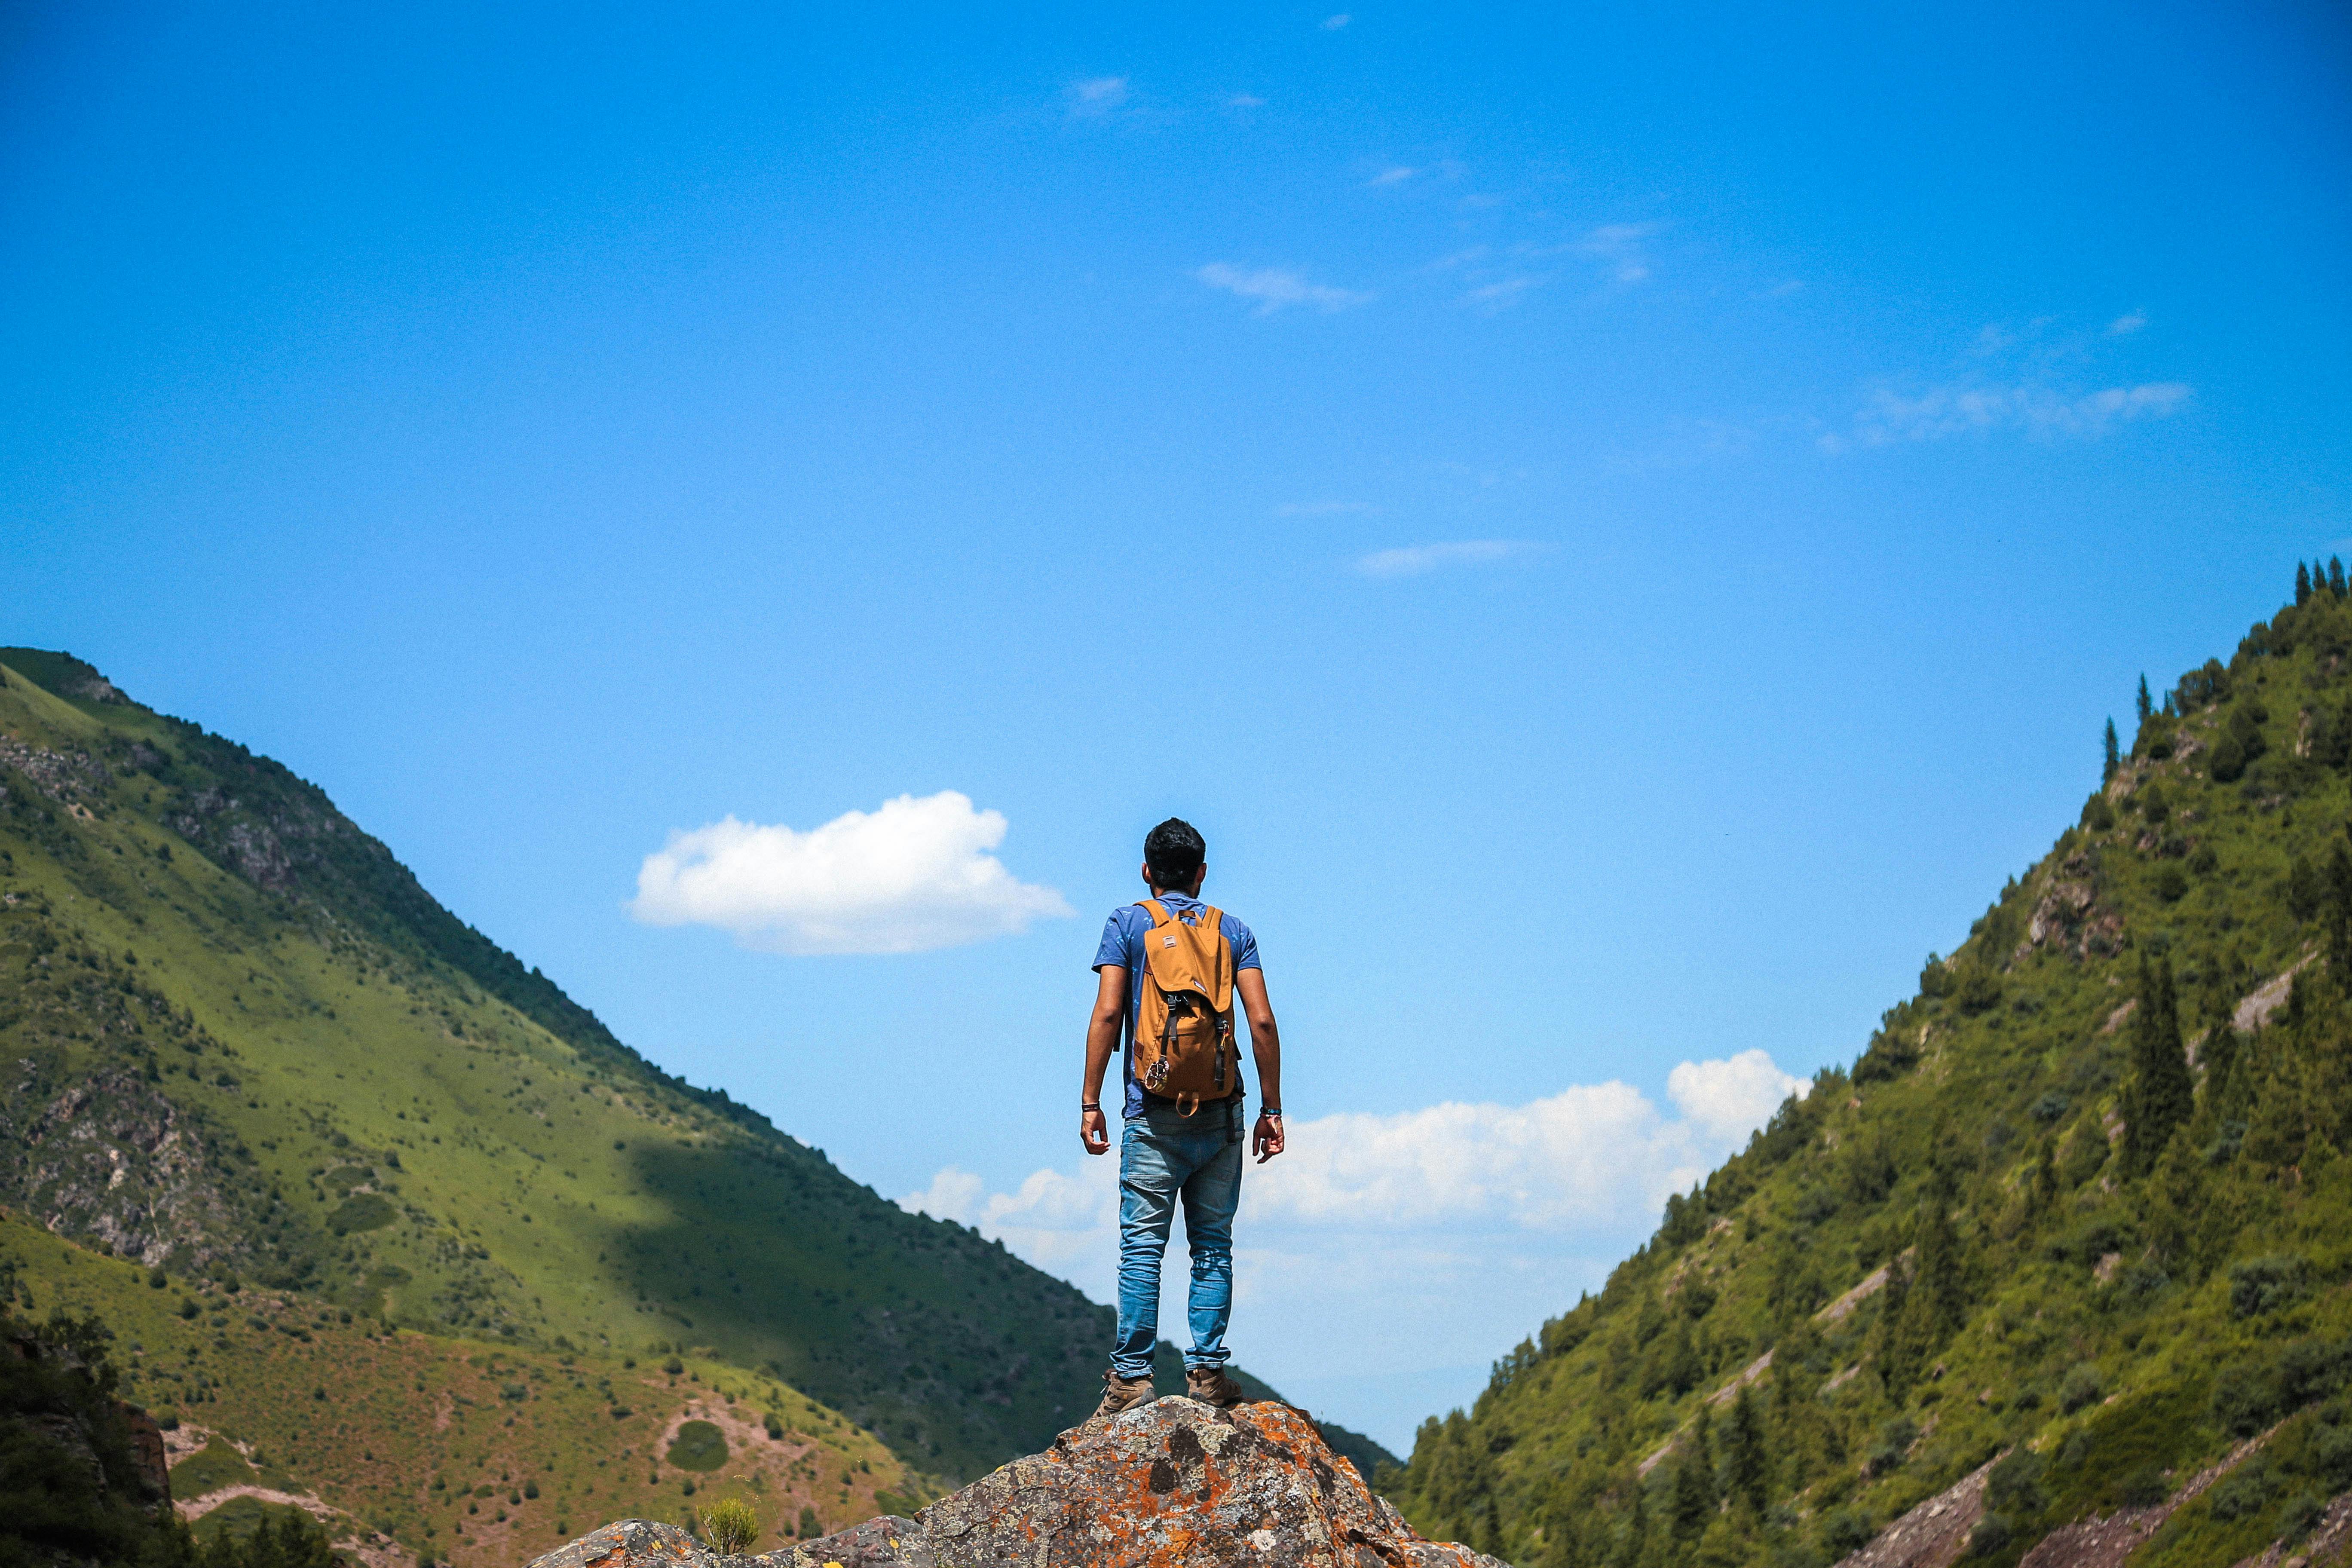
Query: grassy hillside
0 1210 910 1565
1382 574 2352 1568
0 647 1395 1526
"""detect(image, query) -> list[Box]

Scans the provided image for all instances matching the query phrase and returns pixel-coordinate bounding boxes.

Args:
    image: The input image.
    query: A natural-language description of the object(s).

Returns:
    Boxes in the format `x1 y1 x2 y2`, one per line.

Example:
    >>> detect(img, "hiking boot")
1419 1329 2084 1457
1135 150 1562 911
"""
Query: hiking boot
1185 1364 1246 1409
1093 1370 1155 1420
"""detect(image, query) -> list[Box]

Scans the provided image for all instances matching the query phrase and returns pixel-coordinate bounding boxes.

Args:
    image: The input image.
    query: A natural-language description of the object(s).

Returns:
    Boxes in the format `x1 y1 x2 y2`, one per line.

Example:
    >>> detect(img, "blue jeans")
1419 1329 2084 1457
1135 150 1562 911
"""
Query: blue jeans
1111 1098 1244 1379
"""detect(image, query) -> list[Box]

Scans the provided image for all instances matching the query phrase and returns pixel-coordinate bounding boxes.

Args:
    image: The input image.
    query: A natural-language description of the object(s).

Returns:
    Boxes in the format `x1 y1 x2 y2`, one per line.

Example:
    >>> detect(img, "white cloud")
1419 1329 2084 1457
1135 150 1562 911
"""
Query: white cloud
1321 12 1352 28
1227 92 1266 108
1830 379 2191 450
1578 222 1660 283
1194 263 1372 315
1066 77 1130 115
629 791 1072 956
2107 312 2148 337
901 1051 1812 1446
1354 539 1538 578
1369 165 1417 186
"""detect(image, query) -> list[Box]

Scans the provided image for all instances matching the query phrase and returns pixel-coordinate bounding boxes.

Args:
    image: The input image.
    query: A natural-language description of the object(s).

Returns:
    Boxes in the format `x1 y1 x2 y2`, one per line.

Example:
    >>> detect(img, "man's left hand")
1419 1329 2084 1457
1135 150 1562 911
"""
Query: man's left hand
1252 1110 1284 1164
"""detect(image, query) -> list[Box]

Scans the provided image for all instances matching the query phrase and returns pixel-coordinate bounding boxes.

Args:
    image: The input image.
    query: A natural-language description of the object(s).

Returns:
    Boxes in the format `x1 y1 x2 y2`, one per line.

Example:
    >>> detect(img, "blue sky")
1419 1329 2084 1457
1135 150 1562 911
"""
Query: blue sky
5 0 2349 1450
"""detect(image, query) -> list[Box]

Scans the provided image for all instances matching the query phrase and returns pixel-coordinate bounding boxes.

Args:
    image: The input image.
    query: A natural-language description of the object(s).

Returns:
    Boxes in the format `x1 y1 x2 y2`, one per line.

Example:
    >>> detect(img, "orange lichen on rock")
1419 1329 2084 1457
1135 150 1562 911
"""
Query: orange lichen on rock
528 1398 1500 1568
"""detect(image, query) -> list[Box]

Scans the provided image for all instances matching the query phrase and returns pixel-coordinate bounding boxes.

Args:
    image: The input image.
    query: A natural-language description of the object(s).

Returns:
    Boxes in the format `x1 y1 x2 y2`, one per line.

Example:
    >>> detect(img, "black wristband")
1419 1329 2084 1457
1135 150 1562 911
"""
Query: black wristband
1259 1107 1282 1117
1081 1102 1101 1112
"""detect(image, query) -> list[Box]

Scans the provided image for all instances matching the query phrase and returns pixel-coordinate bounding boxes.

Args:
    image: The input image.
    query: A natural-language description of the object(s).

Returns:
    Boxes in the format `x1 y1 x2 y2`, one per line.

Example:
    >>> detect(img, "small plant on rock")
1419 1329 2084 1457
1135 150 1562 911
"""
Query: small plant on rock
703 1495 760 1555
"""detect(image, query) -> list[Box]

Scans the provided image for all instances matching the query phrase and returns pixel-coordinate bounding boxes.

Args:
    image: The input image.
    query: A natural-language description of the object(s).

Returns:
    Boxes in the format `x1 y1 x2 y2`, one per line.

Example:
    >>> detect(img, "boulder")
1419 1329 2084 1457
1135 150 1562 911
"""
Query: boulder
528 1398 1501 1568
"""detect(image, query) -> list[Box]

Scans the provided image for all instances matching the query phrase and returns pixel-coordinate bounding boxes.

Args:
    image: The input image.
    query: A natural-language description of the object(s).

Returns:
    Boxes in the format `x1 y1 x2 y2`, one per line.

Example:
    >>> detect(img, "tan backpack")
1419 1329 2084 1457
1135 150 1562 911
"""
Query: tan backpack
1132 899 1238 1115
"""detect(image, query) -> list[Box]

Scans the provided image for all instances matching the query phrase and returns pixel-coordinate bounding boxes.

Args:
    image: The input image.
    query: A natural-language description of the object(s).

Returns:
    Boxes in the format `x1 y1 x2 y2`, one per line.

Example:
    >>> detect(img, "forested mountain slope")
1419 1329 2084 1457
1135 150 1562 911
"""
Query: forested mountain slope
1383 572 2352 1568
0 647 1393 1505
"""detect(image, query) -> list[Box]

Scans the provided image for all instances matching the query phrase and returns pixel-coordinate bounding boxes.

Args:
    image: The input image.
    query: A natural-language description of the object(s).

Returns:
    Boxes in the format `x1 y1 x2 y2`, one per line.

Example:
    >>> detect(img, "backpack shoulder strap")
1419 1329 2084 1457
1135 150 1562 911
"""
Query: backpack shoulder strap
1140 899 1171 925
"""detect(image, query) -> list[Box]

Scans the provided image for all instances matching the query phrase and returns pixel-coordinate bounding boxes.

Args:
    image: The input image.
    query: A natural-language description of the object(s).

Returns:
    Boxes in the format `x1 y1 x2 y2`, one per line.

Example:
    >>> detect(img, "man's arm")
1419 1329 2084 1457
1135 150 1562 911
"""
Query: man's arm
1081 965 1126 1155
1237 968 1284 1163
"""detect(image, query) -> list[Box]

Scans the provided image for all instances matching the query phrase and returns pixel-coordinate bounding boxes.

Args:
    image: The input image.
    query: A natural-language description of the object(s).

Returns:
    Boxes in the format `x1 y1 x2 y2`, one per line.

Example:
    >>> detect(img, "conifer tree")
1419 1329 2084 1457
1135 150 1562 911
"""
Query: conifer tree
1614 1484 1649 1568
2329 841 2352 977
2331 556 2346 597
2124 957 2193 1177
2299 561 2313 605
2104 718 2120 782
1724 1385 1769 1516
2033 1139 2059 1210
1871 1257 1916 1400
2137 675 2153 726
1670 1406 1716 1541
1913 1199 1965 1337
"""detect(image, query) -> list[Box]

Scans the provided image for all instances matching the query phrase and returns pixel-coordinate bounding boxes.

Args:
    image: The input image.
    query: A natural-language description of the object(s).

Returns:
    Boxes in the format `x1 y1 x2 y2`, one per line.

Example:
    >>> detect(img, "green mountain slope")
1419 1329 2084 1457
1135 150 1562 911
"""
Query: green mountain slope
0 648 1395 1498
0 1212 913 1565
1382 576 2352 1568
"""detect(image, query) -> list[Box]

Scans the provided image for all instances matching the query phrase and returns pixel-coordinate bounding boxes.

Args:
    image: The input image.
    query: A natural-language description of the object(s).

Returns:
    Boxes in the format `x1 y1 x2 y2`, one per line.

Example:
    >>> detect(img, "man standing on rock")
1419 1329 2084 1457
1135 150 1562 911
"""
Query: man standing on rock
1080 818 1285 1420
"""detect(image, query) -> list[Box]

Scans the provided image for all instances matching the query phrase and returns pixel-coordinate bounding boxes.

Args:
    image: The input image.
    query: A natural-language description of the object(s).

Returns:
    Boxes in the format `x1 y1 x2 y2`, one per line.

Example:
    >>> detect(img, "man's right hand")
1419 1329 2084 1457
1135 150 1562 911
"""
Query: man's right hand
1081 1107 1110 1155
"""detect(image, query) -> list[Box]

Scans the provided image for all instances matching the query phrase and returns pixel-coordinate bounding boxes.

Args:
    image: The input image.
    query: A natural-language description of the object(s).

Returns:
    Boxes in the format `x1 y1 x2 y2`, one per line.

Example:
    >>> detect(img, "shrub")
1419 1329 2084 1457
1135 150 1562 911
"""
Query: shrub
2119 1465 2169 1507
662 1356 686 1375
2281 1491 2328 1542
1820 1509 1874 1558
2229 1256 2309 1318
1987 1450 2046 1517
2208 734 2245 783
2061 1363 2104 1414
2031 1092 2070 1124
1967 1514 2012 1558
2083 796 2116 832
703 1495 760 1555
2208 1458 2277 1520
2153 866 2188 903
2213 1361 2282 1437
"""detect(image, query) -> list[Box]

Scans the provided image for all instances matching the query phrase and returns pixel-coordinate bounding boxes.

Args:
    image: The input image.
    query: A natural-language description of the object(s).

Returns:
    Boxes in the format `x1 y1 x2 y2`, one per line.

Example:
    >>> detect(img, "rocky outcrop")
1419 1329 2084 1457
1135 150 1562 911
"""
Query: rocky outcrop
1828 1457 1997 1568
0 1063 252 1269
529 1399 1499 1568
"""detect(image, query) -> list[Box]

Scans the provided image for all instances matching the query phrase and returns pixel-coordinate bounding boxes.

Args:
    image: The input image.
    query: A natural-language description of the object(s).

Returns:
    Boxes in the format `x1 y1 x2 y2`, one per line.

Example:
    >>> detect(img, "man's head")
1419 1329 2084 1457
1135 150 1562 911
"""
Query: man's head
1142 817 1207 894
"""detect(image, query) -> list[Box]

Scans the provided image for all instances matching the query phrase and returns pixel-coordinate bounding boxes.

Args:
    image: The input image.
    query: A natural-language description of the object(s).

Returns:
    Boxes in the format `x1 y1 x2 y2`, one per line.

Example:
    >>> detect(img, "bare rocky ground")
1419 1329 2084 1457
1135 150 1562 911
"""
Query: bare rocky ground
1826 1423 2352 1568
526 1397 1501 1568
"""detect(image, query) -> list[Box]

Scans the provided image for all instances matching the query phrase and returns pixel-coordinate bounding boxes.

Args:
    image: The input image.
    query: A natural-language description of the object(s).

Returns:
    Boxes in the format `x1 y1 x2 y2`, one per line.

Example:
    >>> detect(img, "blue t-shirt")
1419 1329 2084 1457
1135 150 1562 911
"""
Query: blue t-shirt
1092 892 1262 1119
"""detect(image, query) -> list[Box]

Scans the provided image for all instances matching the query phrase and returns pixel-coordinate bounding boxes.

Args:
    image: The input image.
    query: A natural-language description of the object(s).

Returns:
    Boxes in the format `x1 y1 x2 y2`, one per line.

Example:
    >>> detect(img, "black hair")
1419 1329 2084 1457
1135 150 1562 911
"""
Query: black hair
1144 818 1207 888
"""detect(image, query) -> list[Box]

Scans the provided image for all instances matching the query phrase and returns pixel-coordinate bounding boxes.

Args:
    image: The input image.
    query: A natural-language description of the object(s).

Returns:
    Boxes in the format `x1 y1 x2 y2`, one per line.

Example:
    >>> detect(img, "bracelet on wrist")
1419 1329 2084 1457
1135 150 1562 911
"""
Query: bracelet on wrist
1081 1102 1101 1113
1259 1107 1282 1118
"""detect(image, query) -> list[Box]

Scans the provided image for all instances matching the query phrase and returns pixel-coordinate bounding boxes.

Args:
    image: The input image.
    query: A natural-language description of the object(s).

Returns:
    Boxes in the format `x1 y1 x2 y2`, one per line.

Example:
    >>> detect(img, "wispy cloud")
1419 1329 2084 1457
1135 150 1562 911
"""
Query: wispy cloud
1577 221 1660 283
1065 77 1130 116
1463 276 1542 310
1827 380 2191 451
1321 12 1352 28
1369 165 1417 186
2107 311 2148 337
629 791 1071 956
1355 539 1540 578
1226 92 1265 108
1194 263 1373 315
1276 500 1379 517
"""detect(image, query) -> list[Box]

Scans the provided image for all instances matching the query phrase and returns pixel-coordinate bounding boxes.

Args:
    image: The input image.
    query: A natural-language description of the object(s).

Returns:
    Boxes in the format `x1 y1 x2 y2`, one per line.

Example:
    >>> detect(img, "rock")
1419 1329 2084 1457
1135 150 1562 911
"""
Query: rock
529 1399 1501 1568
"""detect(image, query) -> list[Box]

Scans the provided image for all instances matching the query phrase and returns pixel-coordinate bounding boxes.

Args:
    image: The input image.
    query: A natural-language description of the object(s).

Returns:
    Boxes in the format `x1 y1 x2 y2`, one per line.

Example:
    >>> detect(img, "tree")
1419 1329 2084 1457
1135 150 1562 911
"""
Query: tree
2298 560 2313 605
2331 556 2346 596
1871 1259 1918 1401
1723 1384 1769 1516
2033 1139 2059 1210
2123 957 2194 1178
2104 718 2120 782
1613 1483 1649 1568
2329 841 2352 977
1913 1200 1965 1337
1669 1405 1717 1542
2137 674 2153 726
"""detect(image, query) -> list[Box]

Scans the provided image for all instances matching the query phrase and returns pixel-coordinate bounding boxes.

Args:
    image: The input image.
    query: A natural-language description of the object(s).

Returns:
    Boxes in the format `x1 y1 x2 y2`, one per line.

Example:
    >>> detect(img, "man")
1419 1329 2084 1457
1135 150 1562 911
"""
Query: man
1081 817 1284 1419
